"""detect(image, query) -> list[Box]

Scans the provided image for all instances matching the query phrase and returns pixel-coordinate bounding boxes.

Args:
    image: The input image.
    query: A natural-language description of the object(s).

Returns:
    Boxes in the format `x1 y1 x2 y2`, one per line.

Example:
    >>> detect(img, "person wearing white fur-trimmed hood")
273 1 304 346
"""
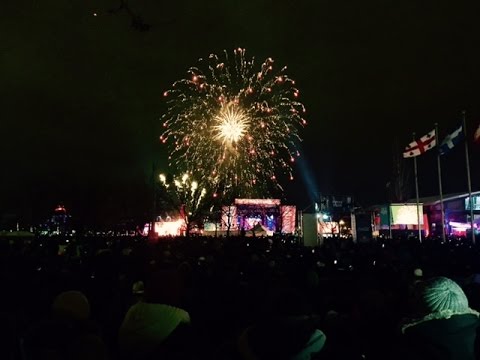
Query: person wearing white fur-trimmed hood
392 276 480 360
235 288 327 360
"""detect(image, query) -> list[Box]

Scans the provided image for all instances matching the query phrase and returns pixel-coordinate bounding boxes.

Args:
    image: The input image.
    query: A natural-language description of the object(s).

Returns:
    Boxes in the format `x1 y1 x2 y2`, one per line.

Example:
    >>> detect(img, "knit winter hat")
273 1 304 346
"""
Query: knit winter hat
402 276 479 333
132 281 144 295
413 268 423 278
421 277 468 314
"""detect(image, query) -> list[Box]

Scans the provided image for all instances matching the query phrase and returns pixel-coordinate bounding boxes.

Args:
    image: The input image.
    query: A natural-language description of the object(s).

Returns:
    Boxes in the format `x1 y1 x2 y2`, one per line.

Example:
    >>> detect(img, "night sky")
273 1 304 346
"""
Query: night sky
2 0 480 224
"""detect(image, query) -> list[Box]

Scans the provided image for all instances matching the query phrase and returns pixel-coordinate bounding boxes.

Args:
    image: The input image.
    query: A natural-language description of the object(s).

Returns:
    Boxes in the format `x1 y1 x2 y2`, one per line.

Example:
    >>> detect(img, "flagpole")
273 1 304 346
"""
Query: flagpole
463 111 476 244
413 132 422 242
435 123 446 242
388 204 392 239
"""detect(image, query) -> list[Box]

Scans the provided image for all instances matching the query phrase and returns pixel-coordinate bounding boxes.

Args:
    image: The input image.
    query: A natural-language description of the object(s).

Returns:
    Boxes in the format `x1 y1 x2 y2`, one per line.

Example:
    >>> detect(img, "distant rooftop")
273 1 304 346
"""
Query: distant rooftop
406 190 480 205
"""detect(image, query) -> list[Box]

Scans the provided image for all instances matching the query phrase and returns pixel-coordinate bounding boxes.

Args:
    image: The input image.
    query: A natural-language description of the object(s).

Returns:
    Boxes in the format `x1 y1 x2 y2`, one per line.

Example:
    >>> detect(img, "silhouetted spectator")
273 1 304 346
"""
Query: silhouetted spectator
236 288 327 360
23 290 107 360
393 277 480 360
118 269 192 359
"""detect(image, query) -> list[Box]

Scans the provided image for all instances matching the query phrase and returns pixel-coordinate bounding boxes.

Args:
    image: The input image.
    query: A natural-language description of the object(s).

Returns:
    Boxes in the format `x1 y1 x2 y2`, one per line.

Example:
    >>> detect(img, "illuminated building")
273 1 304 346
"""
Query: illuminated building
37 204 75 236
375 191 480 238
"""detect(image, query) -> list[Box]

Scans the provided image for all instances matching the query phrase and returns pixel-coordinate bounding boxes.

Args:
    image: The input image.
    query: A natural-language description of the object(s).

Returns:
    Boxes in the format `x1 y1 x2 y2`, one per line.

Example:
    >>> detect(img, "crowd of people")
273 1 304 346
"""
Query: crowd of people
1 233 480 359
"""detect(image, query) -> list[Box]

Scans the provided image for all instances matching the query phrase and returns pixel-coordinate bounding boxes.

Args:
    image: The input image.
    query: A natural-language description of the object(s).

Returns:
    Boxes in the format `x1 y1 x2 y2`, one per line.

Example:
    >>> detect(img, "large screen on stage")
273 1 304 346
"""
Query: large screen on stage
390 204 423 225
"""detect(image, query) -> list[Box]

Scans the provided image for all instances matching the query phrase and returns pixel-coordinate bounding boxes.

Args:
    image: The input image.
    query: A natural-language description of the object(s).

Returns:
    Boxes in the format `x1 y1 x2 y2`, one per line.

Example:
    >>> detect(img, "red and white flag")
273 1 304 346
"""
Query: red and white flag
474 123 480 143
403 129 436 158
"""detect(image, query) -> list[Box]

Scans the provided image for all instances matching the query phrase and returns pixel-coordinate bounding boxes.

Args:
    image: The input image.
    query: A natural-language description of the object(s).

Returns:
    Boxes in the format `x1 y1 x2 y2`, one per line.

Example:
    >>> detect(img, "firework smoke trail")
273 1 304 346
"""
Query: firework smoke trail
160 48 307 198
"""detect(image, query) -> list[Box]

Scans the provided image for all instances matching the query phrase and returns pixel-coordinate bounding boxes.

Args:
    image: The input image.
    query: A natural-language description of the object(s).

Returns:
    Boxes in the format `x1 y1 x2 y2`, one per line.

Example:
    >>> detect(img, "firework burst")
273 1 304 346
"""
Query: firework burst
160 48 307 198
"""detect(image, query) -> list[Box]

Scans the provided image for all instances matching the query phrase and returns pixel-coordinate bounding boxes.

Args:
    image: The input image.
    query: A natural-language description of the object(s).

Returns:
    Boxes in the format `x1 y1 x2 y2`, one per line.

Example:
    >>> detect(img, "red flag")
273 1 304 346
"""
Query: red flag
474 123 480 143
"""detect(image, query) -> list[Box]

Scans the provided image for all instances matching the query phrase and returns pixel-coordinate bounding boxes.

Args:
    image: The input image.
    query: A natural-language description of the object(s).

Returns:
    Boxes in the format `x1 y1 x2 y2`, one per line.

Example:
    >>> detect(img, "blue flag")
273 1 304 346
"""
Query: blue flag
439 125 464 155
